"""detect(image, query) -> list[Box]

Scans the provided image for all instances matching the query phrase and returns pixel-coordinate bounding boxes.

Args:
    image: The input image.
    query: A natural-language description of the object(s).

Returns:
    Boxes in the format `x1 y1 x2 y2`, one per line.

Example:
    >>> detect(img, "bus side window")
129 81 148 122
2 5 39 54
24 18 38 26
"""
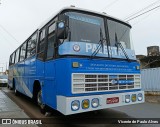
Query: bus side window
9 54 12 66
12 52 15 65
27 33 37 58
46 22 56 60
15 49 20 63
37 29 46 61
20 42 27 61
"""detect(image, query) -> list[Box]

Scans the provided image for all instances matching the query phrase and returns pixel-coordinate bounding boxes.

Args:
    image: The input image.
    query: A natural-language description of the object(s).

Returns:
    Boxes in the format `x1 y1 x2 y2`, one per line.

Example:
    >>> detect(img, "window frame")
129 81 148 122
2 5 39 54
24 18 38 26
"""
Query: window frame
37 27 47 61
9 54 13 66
11 52 16 65
106 18 131 49
46 19 57 61
37 16 58 61
19 41 27 62
14 49 20 64
26 30 38 59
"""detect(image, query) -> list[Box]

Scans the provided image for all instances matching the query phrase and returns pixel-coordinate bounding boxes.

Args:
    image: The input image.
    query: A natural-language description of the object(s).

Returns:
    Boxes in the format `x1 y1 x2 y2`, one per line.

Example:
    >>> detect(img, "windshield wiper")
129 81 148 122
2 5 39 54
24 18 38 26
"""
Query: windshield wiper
115 33 130 62
90 28 105 59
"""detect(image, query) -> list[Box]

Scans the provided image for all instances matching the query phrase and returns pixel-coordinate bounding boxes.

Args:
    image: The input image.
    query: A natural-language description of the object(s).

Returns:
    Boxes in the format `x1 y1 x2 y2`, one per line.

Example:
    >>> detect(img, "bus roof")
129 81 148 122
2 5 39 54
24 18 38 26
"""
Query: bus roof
38 6 131 30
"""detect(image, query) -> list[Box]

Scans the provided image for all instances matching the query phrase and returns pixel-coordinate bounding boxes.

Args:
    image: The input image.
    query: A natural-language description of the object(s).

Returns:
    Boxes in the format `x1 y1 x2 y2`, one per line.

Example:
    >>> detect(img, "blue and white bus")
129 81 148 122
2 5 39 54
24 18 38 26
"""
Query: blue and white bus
8 7 144 115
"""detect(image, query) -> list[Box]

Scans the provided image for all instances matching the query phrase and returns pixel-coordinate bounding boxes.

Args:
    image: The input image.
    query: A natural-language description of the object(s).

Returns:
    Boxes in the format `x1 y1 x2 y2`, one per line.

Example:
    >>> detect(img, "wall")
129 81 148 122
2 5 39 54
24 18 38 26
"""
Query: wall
141 67 160 92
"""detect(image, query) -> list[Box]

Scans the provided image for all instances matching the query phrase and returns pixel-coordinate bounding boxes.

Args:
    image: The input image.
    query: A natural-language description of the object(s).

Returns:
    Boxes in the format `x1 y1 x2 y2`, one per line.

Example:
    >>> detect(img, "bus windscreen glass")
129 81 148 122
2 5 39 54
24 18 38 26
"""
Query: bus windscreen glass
65 12 106 43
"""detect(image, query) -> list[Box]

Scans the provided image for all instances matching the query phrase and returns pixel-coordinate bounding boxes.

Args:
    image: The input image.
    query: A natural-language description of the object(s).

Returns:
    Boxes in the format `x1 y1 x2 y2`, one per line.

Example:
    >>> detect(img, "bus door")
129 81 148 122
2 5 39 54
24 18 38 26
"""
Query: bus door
43 20 57 107
37 28 46 78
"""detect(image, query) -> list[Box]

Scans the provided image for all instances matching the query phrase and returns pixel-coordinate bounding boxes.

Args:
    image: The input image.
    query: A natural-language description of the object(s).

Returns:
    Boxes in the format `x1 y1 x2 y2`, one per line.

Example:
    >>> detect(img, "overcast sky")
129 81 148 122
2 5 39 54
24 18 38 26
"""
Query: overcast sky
0 0 160 71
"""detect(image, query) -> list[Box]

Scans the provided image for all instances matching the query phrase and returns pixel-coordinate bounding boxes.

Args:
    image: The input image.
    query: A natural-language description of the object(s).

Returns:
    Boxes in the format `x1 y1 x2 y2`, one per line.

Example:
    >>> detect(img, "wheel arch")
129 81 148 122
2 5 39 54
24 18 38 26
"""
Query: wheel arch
33 80 41 101
12 78 15 89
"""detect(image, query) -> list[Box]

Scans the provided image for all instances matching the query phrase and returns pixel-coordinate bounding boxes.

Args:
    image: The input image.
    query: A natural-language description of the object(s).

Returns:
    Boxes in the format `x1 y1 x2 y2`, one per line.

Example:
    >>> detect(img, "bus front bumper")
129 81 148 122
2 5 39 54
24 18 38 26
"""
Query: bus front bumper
57 91 144 115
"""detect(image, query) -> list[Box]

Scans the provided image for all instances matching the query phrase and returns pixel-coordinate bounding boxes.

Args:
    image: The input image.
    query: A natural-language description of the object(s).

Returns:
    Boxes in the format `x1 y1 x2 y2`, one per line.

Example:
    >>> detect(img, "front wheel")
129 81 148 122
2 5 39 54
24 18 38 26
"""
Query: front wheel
37 90 46 114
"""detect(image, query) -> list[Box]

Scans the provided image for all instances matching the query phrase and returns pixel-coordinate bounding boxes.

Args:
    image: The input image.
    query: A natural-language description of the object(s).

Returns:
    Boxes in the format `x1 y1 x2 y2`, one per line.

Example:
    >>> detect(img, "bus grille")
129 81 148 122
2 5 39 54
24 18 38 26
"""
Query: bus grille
72 73 141 93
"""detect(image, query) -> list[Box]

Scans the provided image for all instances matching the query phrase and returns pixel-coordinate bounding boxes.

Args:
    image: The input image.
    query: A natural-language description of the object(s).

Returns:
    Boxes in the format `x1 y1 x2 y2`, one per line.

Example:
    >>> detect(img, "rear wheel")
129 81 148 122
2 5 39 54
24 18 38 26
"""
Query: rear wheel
14 87 19 96
37 89 46 114
13 79 19 96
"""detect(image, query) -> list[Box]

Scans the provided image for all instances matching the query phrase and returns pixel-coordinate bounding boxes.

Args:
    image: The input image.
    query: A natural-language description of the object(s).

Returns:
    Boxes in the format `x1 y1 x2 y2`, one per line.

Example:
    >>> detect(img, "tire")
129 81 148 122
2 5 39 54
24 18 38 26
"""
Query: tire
14 87 19 96
37 90 46 114
13 80 19 96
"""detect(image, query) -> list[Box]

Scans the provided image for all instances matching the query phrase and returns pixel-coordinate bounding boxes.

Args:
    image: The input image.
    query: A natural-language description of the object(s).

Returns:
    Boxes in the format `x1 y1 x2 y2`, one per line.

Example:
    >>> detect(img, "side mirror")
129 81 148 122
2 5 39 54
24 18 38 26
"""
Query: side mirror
57 15 69 39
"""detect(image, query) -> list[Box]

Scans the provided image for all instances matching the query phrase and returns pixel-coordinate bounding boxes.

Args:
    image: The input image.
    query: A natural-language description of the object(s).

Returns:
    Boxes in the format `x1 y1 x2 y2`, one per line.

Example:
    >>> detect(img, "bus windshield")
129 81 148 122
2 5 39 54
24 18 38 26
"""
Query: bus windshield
61 11 134 60
65 12 106 43
107 19 131 49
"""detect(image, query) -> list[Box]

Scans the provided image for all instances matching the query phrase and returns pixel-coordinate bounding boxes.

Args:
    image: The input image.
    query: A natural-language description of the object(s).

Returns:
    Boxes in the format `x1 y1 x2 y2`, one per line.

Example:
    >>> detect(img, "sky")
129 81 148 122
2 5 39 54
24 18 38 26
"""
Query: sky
0 0 160 71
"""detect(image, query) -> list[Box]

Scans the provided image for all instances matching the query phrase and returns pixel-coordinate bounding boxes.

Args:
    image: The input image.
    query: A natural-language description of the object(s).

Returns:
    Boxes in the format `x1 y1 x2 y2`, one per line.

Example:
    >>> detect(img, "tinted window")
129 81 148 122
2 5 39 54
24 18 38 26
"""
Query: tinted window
46 22 56 59
47 35 55 59
26 33 37 58
15 49 20 63
48 23 56 34
37 29 46 60
9 55 12 66
20 42 26 61
12 53 15 64
40 29 45 41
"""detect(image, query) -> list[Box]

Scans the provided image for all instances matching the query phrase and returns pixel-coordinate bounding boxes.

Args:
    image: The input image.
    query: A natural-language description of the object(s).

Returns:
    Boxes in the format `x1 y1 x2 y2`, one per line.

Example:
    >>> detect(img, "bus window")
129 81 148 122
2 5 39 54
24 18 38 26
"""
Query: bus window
37 29 46 60
26 33 37 58
48 23 56 34
46 22 56 60
107 19 131 49
12 52 15 64
15 49 20 63
20 42 27 61
9 55 12 66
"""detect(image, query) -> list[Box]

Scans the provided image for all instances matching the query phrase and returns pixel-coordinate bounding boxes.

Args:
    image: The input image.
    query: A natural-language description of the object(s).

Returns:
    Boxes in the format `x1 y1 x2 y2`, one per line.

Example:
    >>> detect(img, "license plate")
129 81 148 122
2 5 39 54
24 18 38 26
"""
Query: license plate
107 97 119 104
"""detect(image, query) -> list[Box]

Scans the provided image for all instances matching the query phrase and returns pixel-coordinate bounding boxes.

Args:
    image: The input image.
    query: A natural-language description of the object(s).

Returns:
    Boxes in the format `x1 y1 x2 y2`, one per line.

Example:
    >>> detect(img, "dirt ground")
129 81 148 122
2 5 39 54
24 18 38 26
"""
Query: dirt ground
145 94 160 103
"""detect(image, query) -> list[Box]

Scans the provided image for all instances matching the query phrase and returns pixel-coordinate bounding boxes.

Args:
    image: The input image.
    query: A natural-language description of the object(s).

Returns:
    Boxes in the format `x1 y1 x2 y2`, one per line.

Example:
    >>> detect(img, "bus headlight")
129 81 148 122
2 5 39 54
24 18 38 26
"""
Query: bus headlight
91 98 99 108
131 94 137 102
125 95 130 103
82 99 89 109
138 93 143 101
71 100 80 111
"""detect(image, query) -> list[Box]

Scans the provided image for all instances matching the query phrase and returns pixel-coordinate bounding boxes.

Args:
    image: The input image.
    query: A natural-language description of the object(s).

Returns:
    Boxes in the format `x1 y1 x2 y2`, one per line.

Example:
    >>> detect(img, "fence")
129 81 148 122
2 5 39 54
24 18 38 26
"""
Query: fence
141 67 160 95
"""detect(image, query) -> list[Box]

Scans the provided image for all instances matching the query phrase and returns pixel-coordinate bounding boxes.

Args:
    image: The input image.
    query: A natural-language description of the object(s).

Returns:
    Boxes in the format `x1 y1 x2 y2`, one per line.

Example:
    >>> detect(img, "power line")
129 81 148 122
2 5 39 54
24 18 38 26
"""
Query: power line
126 4 160 21
0 30 17 47
0 24 19 44
132 13 151 26
101 0 119 11
124 0 160 21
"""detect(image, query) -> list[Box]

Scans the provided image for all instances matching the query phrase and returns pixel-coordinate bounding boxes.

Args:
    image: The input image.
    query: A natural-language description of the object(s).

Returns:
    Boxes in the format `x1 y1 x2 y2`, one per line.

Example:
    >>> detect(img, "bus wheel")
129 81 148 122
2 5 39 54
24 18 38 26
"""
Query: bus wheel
13 80 19 96
14 88 19 96
37 90 46 114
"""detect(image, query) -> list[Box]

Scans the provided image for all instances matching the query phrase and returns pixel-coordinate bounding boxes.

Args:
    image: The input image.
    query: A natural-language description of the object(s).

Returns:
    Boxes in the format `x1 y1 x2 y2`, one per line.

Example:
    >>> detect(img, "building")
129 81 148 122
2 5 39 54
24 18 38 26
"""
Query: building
136 46 160 69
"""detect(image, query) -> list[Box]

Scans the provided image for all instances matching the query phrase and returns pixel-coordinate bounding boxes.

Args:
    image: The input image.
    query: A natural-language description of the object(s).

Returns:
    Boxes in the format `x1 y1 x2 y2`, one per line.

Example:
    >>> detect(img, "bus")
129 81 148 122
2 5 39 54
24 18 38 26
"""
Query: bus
8 7 144 115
